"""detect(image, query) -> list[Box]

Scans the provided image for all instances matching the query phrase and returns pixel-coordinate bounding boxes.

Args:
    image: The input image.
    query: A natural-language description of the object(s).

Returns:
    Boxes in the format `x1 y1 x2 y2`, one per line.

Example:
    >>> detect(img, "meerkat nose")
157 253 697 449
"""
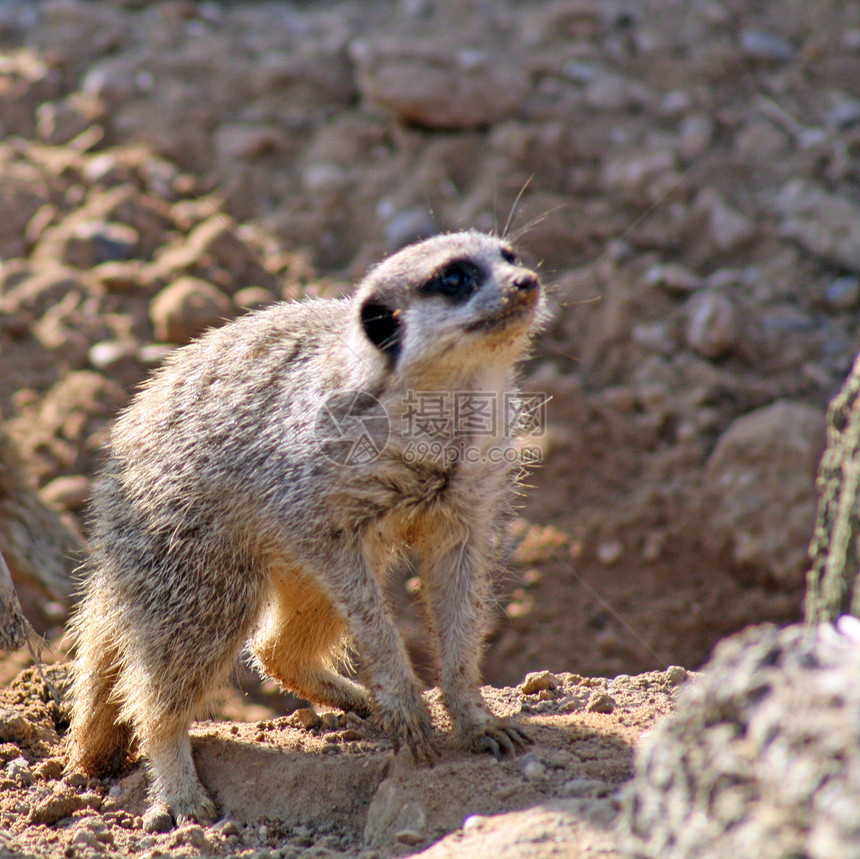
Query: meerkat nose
513 272 539 292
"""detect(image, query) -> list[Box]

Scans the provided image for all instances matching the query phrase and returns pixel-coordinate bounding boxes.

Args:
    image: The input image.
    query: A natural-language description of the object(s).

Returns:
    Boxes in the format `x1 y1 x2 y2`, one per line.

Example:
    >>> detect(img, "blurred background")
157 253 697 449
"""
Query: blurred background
1 0 859 715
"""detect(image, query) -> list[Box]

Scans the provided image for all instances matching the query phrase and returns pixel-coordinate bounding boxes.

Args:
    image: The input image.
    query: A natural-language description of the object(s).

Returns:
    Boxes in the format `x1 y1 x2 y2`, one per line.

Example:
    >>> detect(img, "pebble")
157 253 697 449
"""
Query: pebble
587 692 616 714
211 818 240 836
643 262 702 294
825 96 860 130
319 711 340 730
233 286 275 311
665 665 689 686
521 670 559 695
142 809 173 834
702 192 756 252
596 540 623 566
72 829 99 849
823 276 860 310
288 707 322 730
560 777 606 797
685 292 737 360
5 757 32 785
149 276 233 344
739 29 795 62
520 752 548 782
88 338 138 370
40 475 91 511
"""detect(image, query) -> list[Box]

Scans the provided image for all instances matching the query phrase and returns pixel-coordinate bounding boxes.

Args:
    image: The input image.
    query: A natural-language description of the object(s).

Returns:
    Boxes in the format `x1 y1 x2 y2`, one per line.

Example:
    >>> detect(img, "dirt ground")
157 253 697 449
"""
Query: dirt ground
0 0 859 855
0 663 687 859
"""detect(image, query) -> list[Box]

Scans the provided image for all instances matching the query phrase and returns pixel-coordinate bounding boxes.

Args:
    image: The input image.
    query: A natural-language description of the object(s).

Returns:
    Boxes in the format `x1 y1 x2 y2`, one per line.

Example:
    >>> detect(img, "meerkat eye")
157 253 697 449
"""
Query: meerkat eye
424 259 481 302
500 247 519 265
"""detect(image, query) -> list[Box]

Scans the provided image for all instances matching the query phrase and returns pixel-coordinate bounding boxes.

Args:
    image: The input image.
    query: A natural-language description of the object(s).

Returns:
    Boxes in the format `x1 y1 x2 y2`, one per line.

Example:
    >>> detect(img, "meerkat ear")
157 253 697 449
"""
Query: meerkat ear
360 298 402 361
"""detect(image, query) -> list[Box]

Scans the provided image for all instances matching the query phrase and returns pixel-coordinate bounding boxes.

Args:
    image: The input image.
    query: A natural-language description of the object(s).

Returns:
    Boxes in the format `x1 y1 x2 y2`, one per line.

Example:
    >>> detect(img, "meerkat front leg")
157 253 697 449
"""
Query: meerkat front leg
417 526 530 758
317 546 436 763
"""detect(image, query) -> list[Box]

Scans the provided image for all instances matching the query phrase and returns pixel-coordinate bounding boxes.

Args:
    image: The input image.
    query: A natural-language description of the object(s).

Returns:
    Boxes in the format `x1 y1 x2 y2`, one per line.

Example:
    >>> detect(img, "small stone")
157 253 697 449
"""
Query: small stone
72 830 99 849
287 708 322 730
685 292 737 360
521 753 547 782
212 818 239 836
462 814 486 834
5 757 32 784
702 192 756 251
678 114 714 159
596 540 623 566
665 665 689 686
108 784 123 798
587 692 616 714
561 777 606 797
41 475 91 511
643 262 702 294
233 286 275 311
34 759 64 781
63 772 88 789
826 99 860 130
383 207 437 251
63 220 140 267
149 276 233 344
739 29 795 62
522 670 559 695
88 339 138 370
395 828 425 845
214 123 280 160
823 277 860 310
143 809 174 834
319 712 340 731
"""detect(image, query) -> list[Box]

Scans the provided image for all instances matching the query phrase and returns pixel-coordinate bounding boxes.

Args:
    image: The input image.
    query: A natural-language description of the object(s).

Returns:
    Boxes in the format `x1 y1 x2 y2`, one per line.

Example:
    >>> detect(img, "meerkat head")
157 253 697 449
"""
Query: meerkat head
355 231 544 381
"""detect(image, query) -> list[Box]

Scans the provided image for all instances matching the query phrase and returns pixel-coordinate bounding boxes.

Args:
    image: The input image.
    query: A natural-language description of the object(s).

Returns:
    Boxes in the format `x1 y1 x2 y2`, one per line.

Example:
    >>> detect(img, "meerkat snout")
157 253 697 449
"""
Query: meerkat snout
68 230 545 829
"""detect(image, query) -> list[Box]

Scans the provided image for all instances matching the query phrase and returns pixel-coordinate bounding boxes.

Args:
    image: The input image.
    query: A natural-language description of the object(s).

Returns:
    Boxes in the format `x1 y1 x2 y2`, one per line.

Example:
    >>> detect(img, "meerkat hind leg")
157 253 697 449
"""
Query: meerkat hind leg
250 577 372 716
67 613 132 777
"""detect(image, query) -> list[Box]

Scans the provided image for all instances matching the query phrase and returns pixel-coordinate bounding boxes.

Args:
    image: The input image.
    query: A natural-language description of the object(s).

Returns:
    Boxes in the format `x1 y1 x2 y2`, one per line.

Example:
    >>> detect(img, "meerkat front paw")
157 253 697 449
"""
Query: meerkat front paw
376 694 437 765
462 720 532 759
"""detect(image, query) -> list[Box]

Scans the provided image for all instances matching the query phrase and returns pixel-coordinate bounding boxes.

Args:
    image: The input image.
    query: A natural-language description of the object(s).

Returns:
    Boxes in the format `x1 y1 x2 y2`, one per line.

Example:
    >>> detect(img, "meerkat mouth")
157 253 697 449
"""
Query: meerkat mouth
464 283 541 333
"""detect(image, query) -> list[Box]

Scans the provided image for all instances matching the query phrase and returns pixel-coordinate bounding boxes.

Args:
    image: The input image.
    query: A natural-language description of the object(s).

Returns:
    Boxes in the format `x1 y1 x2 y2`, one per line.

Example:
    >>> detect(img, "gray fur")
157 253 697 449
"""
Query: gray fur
67 231 544 826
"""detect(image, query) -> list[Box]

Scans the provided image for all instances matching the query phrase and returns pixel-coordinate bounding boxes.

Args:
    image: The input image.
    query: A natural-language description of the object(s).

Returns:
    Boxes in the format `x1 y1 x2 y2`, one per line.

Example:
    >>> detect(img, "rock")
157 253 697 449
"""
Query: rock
739 29 795 62
697 190 756 252
703 401 825 586
684 291 737 360
213 123 282 160
822 276 860 310
40 475 90 512
596 541 623 566
35 93 104 145
522 670 559 695
621 623 860 858
778 181 860 273
287 708 322 730
365 779 428 850
521 753 548 782
350 37 529 129
586 692 615 714
643 262 702 294
149 276 233 344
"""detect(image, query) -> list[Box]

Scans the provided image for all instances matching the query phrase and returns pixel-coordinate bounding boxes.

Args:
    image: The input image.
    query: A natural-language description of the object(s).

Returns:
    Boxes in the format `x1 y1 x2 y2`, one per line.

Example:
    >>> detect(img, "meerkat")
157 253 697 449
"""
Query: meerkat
67 230 546 828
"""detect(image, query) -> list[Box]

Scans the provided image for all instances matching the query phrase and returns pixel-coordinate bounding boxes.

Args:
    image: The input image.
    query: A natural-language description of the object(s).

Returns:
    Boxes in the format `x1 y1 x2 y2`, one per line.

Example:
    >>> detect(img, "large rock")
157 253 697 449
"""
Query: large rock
703 401 825 586
621 621 860 858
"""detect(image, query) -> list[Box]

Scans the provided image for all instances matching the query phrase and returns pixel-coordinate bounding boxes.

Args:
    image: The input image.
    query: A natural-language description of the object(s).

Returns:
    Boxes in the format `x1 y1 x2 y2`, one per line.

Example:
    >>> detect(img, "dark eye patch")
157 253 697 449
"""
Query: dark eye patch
422 259 482 303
